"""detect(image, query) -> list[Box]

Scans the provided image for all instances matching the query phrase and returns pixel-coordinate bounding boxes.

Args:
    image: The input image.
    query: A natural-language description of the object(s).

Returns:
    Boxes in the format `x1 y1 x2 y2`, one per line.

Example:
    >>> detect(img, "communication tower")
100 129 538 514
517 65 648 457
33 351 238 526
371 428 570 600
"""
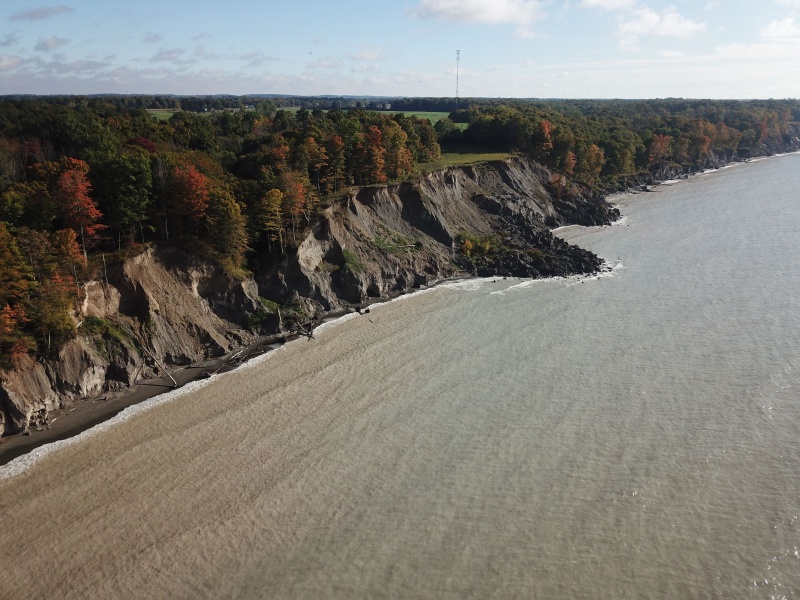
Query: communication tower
456 50 460 110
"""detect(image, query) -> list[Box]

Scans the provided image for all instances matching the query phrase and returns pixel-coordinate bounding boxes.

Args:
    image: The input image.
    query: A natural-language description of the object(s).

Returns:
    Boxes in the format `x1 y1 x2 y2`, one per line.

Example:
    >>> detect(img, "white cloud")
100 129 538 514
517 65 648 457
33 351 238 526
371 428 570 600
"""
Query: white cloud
776 0 800 7
411 0 545 37
0 55 23 71
617 6 706 51
580 0 635 10
658 49 686 57
348 47 383 62
10 5 73 21
351 63 379 73
35 36 68 52
306 57 342 70
760 17 800 38
143 32 163 44
150 47 196 65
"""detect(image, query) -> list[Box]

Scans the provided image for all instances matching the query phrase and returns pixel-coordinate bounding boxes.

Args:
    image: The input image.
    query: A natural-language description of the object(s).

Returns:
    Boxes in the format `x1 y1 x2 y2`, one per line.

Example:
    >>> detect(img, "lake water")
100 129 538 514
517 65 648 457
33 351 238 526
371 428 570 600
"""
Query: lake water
1 154 799 599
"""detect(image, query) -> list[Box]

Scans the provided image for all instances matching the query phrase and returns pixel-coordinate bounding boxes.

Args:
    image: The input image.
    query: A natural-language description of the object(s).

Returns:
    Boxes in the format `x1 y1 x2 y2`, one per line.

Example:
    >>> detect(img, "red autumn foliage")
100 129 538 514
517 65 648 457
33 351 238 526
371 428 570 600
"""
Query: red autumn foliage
56 158 106 256
128 136 158 153
648 134 673 164
172 164 209 227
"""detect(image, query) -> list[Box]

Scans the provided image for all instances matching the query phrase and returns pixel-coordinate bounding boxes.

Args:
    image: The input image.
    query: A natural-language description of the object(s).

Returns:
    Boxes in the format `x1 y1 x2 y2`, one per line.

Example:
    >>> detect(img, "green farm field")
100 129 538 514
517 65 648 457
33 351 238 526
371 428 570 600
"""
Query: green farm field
146 109 181 121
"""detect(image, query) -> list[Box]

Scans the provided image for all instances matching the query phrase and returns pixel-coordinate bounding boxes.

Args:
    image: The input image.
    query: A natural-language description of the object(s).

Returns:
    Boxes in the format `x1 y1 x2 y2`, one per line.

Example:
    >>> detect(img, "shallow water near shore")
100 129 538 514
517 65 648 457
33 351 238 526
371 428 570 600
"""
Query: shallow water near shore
2 155 800 598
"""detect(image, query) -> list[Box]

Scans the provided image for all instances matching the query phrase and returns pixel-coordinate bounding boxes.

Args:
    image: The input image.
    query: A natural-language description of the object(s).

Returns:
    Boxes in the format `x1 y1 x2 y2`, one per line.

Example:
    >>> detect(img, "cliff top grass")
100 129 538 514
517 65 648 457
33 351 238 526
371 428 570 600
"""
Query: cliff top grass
418 144 515 173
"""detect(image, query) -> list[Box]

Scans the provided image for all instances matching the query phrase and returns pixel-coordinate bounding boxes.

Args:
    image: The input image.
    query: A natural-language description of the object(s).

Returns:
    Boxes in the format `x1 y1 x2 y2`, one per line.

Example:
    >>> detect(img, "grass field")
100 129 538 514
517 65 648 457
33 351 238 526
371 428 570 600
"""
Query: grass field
400 111 469 131
400 111 450 122
418 144 514 172
279 108 468 129
146 109 181 121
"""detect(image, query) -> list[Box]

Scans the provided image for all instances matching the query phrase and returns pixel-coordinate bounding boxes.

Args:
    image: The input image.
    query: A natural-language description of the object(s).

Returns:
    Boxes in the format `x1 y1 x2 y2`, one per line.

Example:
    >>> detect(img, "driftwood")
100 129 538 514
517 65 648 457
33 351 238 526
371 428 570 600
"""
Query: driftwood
296 322 315 340
209 350 244 376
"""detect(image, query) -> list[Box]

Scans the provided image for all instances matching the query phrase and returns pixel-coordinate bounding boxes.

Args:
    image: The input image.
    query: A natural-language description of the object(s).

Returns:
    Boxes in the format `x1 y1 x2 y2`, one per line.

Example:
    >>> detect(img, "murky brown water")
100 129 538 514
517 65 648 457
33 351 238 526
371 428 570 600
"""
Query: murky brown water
2 155 799 599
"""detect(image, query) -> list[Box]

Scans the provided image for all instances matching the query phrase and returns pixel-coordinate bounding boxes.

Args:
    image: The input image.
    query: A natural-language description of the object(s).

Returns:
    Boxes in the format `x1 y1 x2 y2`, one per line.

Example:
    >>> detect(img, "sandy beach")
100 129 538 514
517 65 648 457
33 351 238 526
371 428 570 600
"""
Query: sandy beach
0 287 433 467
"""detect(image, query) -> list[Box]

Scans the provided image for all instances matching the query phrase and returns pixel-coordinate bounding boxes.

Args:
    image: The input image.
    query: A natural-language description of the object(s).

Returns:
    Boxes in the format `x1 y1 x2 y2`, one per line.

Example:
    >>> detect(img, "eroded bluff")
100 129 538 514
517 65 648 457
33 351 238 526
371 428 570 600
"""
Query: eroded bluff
259 158 618 309
0 157 617 435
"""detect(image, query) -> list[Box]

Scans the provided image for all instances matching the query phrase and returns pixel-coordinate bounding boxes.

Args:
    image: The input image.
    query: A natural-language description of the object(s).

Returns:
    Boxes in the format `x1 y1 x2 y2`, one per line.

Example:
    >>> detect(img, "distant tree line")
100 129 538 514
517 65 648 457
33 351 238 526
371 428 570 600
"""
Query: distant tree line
436 98 800 186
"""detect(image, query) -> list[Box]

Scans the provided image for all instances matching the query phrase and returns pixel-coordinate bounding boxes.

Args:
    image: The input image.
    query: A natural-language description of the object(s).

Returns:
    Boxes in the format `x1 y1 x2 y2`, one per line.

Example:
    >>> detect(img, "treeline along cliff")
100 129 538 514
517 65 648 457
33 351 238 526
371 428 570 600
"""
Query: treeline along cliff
0 96 798 434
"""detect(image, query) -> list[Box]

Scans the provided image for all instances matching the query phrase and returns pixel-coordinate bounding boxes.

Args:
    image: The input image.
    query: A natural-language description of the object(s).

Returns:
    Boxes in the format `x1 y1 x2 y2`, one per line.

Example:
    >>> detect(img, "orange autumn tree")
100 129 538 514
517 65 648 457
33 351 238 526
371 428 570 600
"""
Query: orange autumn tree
280 172 308 244
55 158 105 261
561 150 577 176
356 125 387 185
170 164 209 238
576 144 606 185
648 134 673 164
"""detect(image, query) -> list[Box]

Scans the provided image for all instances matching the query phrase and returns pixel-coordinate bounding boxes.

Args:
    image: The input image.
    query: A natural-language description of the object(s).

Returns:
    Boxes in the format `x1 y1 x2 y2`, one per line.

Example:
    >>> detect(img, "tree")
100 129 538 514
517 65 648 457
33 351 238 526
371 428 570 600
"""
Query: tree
575 144 605 185
0 221 32 305
648 134 672 164
55 158 105 261
356 125 387 185
205 184 248 264
434 117 459 141
258 188 285 253
382 121 413 181
90 148 153 248
26 272 77 353
170 164 209 238
0 222 33 361
0 180 55 229
561 151 577 176
531 120 554 162
324 135 346 193
303 136 328 192
280 172 307 243
51 228 86 289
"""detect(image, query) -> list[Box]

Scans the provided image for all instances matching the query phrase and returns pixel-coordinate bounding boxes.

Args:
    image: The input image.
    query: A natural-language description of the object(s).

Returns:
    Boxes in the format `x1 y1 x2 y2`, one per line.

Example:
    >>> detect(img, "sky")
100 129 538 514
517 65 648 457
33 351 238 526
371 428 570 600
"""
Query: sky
1 0 799 99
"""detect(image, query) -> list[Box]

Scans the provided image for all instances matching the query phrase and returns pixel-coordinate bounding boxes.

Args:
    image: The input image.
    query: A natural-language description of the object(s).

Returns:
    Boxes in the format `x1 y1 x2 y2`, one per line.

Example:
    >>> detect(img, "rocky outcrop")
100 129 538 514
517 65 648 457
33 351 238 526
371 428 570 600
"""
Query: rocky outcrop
0 156 617 435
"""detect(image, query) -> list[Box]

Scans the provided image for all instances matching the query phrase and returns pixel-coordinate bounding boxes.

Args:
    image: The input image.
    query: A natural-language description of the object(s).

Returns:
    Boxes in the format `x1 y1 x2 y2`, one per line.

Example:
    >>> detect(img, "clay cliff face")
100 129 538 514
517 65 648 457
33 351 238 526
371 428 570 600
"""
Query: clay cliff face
0 157 618 435
0 247 262 435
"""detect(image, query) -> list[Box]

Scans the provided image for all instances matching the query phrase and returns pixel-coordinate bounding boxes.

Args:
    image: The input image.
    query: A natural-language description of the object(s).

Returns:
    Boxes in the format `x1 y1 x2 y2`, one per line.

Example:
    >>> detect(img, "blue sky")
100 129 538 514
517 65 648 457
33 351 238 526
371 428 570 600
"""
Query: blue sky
1 0 799 98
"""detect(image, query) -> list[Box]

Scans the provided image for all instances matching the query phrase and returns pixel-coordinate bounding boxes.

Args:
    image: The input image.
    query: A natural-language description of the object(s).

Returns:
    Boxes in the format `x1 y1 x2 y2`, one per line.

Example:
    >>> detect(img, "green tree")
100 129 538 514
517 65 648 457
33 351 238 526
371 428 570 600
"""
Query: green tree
90 148 153 248
205 184 248 264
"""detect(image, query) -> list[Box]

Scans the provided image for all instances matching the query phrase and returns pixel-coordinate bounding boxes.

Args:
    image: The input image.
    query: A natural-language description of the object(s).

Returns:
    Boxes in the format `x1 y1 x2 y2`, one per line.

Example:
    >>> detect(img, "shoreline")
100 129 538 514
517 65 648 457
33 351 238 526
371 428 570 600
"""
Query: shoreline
5 153 796 469
0 282 467 468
